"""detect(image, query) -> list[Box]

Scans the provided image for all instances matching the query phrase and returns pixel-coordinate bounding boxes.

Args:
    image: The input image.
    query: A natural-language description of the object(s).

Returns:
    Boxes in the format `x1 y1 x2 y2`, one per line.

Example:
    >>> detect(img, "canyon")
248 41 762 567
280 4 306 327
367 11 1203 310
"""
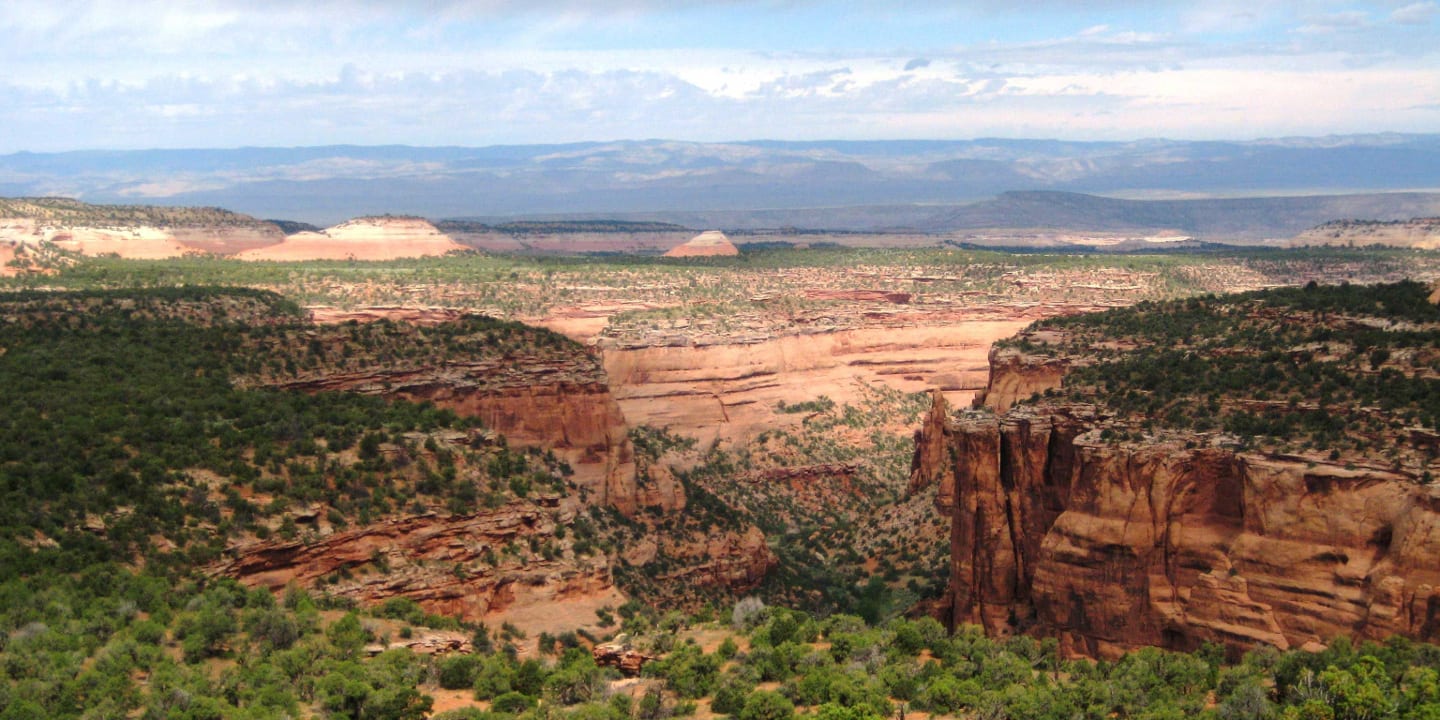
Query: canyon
209 495 627 638
911 286 1440 659
208 310 775 633
557 300 1126 447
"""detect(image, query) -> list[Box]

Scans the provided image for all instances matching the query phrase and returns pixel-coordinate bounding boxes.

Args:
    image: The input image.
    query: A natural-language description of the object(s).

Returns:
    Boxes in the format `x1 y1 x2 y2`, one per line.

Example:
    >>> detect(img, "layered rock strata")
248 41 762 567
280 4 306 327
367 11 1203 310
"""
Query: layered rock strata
259 347 639 514
237 217 466 261
914 371 1440 659
210 495 625 636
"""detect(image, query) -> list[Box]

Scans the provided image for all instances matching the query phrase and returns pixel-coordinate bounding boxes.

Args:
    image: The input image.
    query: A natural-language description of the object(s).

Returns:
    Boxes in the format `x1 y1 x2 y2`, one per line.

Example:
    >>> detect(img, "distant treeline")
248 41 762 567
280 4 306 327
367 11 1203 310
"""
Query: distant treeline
1310 217 1440 229
437 220 692 234
265 219 322 234
0 196 270 228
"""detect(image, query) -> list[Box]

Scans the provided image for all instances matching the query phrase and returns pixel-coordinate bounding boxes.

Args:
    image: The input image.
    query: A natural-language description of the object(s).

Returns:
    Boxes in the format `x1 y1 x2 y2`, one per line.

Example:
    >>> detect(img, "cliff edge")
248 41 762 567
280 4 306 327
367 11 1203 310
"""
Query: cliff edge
913 281 1440 658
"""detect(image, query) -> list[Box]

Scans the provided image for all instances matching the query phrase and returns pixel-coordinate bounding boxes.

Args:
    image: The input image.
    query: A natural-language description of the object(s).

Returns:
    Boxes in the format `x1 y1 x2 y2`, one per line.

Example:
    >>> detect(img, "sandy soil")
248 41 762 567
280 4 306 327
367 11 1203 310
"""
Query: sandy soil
531 302 673 341
488 587 627 653
0 242 16 276
47 227 194 259
429 689 488 715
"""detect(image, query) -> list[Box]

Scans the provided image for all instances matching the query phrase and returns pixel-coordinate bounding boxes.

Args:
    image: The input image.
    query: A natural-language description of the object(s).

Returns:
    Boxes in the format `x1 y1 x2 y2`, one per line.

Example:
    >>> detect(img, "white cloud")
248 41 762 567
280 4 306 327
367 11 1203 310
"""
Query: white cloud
1 0 1438 151
1391 1 1438 24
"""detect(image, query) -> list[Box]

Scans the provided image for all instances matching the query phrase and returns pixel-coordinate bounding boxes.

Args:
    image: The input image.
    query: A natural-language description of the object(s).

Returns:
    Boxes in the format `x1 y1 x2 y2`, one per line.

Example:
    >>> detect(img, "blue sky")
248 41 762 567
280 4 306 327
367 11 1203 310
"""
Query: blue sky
1 1 1437 152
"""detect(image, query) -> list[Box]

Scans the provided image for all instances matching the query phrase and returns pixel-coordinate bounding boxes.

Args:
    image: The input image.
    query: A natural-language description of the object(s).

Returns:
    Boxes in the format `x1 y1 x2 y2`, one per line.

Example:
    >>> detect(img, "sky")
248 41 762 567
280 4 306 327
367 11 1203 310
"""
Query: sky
0 0 1437 152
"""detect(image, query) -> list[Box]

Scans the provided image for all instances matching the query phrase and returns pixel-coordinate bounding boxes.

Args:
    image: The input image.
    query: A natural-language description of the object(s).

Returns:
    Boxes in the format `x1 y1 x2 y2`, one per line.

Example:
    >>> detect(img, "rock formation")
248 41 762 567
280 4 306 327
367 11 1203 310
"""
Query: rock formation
663 230 738 257
1292 218 1440 249
912 317 1440 659
600 306 1072 446
0 199 285 258
209 495 625 638
237 216 466 261
0 217 196 259
248 319 641 514
592 638 654 676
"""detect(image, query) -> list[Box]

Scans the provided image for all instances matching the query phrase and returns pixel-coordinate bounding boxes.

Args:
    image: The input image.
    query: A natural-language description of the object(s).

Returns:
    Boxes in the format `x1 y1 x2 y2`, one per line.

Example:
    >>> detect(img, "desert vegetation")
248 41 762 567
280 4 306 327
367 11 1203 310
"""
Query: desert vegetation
0 288 584 578
1006 280 1440 469
9 573 1440 720
6 246 1438 339
0 197 273 229
602 383 947 618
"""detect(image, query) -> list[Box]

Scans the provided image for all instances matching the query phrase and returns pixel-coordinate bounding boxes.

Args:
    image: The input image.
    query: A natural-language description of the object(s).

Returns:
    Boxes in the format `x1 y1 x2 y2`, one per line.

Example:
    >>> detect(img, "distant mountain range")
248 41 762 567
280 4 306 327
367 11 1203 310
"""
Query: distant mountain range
2 135 1439 239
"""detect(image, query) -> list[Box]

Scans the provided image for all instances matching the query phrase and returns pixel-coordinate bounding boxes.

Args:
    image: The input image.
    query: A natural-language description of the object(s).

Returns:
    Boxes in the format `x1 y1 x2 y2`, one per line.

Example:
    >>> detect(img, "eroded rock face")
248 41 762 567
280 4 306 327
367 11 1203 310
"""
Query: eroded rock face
656 526 776 593
260 315 642 515
210 496 625 637
601 315 1040 446
592 640 654 676
0 217 288 258
912 368 1440 659
236 217 466 261
1292 218 1440 250
663 230 738 257
972 344 1070 413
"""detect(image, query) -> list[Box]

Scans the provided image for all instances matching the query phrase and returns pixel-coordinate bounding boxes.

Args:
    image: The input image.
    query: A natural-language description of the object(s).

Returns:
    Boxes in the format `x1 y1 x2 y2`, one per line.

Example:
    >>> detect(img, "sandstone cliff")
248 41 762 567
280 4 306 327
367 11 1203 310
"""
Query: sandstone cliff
236 216 466 261
209 495 625 638
0 198 285 258
913 284 1440 658
1292 218 1440 249
663 230 738 257
245 318 641 514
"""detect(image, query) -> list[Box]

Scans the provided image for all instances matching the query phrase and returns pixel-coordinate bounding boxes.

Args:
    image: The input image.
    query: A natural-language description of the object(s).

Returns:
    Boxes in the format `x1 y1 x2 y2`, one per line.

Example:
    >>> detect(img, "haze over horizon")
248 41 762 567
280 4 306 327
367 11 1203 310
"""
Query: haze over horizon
3 0 1438 154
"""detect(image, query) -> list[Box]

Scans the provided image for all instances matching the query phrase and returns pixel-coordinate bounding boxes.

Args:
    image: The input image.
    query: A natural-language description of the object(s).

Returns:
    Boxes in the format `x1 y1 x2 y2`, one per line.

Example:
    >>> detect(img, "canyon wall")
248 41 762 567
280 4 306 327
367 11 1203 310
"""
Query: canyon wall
209 495 625 637
266 356 640 514
602 315 1041 446
913 365 1440 659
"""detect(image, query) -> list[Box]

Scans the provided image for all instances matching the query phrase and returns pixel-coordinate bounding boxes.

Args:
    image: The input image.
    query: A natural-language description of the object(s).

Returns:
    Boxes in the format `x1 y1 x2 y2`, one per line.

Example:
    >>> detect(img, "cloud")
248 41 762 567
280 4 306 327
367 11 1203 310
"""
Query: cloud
1391 1 1438 24
1295 9 1371 33
2 0 1439 150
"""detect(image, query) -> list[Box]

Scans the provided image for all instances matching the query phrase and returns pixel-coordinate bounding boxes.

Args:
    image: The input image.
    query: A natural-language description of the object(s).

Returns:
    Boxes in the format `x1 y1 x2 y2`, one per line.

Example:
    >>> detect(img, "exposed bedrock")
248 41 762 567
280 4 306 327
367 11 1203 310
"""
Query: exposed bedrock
913 388 1440 659
209 496 624 636
272 366 640 514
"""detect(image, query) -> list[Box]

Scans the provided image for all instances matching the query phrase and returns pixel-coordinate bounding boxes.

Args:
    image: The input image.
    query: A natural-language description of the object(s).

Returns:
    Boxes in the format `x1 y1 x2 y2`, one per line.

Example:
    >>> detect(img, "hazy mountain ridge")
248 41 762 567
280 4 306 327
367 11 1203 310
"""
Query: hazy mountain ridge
4 135 1438 228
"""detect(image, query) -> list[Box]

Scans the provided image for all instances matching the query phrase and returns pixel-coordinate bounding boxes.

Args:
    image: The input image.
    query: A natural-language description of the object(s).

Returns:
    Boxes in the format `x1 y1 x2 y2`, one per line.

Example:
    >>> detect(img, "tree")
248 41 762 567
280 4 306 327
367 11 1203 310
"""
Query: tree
739 691 795 720
326 612 369 660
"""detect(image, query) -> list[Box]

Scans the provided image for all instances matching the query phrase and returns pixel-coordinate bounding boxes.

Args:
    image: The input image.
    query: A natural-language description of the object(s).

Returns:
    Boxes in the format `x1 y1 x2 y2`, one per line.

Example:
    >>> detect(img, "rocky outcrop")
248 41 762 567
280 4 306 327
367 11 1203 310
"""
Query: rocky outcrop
236 217 466 261
913 359 1440 659
1292 218 1440 249
307 306 469 325
602 315 1039 446
264 356 639 514
210 496 625 636
0 213 283 259
237 314 643 514
801 289 912 304
972 342 1070 413
656 526 776 593
592 639 654 676
663 230 738 257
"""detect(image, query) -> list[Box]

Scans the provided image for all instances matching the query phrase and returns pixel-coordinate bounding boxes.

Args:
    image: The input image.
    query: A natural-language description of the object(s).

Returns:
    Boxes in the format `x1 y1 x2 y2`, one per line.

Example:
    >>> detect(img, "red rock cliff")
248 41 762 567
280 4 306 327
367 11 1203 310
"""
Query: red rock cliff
913 365 1440 659
209 494 625 636
247 319 641 514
